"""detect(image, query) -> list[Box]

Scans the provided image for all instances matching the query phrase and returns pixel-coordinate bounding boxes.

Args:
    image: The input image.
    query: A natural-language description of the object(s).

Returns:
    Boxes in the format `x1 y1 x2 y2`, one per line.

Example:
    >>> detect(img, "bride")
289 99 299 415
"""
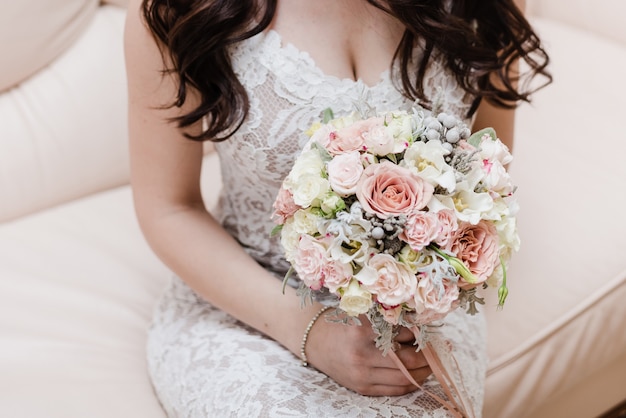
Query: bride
124 0 549 416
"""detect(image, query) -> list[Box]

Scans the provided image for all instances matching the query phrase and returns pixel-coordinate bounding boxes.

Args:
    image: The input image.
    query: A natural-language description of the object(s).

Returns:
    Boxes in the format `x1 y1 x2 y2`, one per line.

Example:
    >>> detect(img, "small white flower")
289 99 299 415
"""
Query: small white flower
339 279 373 317
429 181 494 225
402 140 456 192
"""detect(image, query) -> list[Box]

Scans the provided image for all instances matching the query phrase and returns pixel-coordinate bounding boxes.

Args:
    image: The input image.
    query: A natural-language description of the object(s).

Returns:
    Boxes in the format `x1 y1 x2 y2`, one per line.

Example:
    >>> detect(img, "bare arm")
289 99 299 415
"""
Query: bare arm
124 0 314 356
472 0 527 151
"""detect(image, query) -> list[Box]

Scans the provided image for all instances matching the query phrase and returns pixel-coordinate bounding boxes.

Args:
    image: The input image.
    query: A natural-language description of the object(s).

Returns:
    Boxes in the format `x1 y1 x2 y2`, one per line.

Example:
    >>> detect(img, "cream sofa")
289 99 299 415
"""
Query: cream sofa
1 1 624 417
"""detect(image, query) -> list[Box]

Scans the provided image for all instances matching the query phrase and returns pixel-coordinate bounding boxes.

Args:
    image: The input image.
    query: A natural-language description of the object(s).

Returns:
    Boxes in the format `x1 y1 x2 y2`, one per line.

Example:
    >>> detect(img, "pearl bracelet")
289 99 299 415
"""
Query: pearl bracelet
300 306 331 367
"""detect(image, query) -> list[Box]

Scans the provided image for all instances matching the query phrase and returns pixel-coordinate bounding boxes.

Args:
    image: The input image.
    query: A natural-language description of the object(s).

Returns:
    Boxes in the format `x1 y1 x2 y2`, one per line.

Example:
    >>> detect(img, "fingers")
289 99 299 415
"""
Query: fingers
395 327 417 344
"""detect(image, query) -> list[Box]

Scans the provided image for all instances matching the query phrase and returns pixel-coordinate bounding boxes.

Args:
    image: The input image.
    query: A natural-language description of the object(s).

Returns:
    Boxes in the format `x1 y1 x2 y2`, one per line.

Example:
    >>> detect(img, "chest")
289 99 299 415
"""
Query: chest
269 0 405 87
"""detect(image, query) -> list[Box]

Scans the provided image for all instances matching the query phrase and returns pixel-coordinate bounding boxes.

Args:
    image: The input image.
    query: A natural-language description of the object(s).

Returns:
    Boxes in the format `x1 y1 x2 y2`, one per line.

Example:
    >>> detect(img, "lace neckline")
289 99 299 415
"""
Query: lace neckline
263 29 393 91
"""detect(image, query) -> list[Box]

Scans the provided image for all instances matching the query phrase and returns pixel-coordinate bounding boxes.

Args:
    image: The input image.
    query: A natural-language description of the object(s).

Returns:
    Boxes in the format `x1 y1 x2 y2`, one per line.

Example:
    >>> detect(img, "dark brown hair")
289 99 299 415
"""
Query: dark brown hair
142 0 550 141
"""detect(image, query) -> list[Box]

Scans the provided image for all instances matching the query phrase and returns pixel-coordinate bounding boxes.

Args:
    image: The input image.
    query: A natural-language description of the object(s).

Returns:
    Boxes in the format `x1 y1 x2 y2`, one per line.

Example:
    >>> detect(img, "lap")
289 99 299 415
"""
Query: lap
147 277 487 418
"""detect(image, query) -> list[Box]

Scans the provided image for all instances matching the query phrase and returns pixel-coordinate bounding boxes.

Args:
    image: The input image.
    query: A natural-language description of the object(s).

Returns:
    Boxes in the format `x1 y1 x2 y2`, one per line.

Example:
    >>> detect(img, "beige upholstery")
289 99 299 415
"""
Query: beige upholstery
0 1 624 417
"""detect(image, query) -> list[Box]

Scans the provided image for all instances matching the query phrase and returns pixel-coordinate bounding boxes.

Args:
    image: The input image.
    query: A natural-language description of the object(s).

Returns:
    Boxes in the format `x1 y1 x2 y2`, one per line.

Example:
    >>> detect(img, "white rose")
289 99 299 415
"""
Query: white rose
384 112 414 153
327 151 364 196
290 173 329 207
292 209 321 235
279 219 300 263
339 279 373 317
285 148 325 189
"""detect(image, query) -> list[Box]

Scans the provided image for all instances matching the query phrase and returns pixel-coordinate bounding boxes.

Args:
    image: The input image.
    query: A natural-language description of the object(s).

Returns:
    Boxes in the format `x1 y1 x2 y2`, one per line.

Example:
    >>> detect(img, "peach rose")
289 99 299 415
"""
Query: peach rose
327 151 364 196
445 220 500 286
356 160 434 219
272 187 300 224
400 211 440 251
362 253 416 306
293 235 327 291
325 118 380 154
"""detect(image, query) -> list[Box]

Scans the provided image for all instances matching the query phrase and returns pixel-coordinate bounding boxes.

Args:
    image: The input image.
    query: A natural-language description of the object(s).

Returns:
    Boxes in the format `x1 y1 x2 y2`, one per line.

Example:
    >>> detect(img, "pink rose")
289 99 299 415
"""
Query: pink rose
445 220 500 286
433 209 459 247
272 187 300 224
362 253 416 306
293 235 327 291
327 151 364 196
412 276 459 317
325 119 378 154
356 160 434 219
323 260 353 294
400 211 440 251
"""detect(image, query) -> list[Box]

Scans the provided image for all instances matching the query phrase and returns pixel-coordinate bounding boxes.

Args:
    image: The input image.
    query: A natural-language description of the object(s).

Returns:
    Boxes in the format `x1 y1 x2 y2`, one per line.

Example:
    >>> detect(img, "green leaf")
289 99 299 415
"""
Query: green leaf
322 108 335 124
281 266 294 295
468 127 497 148
270 224 283 237
311 141 333 162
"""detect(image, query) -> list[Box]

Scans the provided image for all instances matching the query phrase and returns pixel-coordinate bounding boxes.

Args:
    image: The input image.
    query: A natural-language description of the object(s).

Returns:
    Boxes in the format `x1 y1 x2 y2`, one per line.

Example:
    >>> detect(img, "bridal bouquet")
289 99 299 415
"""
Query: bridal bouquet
272 106 518 416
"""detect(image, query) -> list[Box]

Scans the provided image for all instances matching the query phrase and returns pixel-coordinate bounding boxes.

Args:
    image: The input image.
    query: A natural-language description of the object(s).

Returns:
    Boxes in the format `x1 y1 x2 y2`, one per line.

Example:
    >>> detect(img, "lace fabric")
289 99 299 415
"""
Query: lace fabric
147 29 486 417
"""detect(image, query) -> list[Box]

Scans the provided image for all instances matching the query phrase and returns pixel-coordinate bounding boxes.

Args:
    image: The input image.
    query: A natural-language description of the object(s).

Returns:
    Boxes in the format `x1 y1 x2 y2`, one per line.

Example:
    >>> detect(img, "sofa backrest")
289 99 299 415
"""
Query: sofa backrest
0 1 100 93
527 0 626 46
0 4 130 223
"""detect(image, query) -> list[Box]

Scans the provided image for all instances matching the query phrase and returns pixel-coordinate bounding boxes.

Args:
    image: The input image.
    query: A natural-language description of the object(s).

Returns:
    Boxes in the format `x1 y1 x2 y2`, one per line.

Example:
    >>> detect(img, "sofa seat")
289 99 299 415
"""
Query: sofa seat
0 186 168 417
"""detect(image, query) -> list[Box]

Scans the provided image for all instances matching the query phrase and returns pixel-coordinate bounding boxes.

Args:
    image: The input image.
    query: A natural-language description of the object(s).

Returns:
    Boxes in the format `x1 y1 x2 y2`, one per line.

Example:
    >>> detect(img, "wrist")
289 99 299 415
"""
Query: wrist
300 306 332 367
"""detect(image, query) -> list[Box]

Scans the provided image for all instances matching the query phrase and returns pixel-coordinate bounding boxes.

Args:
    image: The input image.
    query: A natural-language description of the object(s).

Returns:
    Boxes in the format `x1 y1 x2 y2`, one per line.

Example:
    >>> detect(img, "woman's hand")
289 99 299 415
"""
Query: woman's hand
305 314 432 396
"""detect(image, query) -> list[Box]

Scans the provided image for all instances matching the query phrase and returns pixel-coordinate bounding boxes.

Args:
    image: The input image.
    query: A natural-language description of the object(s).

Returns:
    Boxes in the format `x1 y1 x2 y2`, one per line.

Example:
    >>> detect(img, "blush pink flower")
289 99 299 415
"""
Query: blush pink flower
326 118 380 154
362 253 416 306
356 160 434 219
322 260 353 294
400 211 440 251
293 235 327 291
445 220 500 286
272 187 300 224
412 276 459 316
433 209 459 247
327 151 364 196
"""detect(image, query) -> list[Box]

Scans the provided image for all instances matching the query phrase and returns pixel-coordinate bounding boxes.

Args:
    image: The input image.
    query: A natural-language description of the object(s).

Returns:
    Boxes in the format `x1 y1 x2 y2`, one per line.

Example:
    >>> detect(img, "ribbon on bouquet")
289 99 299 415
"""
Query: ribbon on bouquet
386 326 474 418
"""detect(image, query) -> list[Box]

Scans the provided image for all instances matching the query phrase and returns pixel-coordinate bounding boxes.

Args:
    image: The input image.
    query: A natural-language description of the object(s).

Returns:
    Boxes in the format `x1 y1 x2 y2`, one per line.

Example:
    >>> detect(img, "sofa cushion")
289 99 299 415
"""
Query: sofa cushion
0 6 129 222
0 0 99 92
483 16 626 418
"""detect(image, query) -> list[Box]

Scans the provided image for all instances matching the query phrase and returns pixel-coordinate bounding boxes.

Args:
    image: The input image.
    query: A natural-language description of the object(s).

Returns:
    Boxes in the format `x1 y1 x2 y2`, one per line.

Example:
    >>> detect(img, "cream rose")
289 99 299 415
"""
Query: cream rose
339 279 373 316
290 173 329 208
356 160 434 219
327 151 364 196
362 253 416 306
445 220 500 286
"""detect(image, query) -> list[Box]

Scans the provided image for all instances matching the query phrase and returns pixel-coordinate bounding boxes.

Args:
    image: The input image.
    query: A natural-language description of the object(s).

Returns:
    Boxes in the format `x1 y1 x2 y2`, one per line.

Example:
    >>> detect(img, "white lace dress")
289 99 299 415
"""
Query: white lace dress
146 30 488 418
